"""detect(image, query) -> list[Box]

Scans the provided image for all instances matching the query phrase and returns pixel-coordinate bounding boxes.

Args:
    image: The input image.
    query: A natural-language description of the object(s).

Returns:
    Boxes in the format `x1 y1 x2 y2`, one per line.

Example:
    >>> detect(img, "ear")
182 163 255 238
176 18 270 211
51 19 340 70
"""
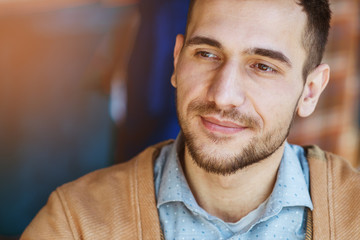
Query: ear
171 34 185 88
297 64 330 117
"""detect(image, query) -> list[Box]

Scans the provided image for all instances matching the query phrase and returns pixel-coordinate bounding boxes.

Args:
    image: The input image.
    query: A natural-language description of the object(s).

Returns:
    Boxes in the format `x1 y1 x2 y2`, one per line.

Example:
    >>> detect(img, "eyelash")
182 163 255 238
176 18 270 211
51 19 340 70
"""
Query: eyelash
195 51 220 61
251 63 278 74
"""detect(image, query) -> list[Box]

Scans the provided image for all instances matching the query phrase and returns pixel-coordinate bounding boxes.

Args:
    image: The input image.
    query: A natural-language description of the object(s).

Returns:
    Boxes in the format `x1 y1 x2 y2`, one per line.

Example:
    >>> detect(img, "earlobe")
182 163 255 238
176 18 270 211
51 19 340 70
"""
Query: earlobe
297 64 330 117
171 34 185 88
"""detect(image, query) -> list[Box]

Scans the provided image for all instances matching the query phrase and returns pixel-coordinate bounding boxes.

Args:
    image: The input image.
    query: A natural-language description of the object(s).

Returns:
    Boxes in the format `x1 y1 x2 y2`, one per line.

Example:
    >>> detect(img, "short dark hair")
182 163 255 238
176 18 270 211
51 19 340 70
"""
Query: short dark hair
185 0 331 80
297 0 331 80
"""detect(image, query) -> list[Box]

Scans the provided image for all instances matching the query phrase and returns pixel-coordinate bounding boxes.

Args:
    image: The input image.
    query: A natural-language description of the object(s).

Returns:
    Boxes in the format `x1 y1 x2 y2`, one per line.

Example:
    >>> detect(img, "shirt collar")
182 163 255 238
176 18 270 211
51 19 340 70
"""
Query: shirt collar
156 134 209 216
267 142 313 210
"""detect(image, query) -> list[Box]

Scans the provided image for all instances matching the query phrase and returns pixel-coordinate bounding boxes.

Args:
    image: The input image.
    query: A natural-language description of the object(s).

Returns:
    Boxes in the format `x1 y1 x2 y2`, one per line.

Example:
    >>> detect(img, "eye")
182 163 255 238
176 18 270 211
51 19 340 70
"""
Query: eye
252 63 277 73
195 51 220 61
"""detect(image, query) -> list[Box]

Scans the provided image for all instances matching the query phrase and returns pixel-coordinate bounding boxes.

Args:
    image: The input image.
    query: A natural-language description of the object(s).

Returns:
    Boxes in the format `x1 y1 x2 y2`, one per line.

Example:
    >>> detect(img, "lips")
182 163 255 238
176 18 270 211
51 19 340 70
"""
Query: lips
200 116 246 134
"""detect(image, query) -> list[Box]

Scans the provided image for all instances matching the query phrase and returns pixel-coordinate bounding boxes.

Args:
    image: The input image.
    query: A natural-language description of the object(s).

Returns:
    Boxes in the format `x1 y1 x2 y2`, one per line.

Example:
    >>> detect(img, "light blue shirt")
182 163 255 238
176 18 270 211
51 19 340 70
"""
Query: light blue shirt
154 134 313 240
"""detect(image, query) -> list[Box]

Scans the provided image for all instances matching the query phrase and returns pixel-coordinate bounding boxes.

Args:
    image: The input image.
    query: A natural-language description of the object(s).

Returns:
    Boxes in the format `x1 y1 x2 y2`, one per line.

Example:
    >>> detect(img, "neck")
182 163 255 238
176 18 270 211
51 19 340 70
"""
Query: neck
183 143 285 223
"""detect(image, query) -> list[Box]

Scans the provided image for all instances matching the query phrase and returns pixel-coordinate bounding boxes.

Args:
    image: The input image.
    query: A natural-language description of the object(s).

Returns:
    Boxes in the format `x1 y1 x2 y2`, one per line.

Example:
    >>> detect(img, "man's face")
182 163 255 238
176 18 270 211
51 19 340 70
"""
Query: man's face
172 0 309 175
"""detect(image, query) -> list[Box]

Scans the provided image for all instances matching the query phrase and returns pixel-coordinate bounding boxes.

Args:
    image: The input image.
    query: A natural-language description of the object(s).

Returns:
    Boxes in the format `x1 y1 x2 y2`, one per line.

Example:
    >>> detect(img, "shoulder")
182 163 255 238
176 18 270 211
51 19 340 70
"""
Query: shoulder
304 145 359 178
304 145 360 239
304 145 360 190
21 140 174 239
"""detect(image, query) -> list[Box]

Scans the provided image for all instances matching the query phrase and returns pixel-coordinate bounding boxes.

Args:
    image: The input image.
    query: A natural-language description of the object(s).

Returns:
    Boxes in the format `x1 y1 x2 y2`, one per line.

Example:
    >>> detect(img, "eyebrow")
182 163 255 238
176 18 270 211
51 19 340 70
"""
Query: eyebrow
185 36 223 49
244 48 292 67
185 36 292 67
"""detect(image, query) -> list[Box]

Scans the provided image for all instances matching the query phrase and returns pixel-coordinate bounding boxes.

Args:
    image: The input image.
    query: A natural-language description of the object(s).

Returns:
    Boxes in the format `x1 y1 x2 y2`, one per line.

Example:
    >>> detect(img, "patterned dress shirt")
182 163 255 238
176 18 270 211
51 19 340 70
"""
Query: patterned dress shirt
154 134 313 240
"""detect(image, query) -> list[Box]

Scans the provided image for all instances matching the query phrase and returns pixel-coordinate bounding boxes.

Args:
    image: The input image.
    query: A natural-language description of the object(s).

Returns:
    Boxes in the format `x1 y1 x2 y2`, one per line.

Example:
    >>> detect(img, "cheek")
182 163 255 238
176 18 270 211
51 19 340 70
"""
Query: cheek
176 55 214 87
175 68 211 106
249 82 302 128
175 78 197 117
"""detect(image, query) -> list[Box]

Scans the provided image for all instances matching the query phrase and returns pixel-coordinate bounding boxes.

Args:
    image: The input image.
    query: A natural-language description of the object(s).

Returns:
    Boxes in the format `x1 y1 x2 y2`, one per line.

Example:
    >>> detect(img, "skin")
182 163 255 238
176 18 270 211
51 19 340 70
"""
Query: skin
171 0 330 222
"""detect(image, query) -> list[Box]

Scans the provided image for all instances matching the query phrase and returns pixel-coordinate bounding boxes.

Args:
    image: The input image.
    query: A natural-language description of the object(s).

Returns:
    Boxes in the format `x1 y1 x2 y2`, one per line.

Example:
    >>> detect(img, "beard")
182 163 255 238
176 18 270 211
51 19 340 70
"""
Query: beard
177 98 296 176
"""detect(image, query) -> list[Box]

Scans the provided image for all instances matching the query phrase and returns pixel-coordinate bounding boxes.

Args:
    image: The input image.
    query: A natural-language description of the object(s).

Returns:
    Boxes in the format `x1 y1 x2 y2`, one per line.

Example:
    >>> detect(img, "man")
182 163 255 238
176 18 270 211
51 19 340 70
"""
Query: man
21 0 360 239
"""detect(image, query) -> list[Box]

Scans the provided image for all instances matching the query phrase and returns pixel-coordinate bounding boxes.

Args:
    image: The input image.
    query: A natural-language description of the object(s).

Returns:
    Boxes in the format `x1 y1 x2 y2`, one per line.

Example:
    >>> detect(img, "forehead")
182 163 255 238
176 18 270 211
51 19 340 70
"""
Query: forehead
189 0 306 31
187 0 307 61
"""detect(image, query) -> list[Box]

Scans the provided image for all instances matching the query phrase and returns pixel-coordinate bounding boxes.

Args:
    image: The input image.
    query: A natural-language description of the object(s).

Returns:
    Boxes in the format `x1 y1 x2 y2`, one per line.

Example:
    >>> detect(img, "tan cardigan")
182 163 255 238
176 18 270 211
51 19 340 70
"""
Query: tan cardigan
21 141 360 240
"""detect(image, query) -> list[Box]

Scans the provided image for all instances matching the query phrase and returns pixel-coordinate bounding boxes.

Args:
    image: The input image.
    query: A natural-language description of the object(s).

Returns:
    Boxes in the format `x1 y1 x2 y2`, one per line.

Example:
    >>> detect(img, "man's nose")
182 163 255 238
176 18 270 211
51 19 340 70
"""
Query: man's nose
206 61 246 108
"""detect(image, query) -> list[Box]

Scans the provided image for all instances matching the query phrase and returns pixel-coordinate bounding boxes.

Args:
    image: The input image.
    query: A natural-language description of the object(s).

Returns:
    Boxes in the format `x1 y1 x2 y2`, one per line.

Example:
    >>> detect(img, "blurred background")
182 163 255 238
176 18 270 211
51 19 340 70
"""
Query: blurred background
0 0 358 238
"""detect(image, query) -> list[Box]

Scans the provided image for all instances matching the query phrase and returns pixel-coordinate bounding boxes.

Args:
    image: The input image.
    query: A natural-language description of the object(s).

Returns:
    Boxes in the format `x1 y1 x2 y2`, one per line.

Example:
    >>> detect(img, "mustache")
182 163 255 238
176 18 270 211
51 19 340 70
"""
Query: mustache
188 100 260 128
